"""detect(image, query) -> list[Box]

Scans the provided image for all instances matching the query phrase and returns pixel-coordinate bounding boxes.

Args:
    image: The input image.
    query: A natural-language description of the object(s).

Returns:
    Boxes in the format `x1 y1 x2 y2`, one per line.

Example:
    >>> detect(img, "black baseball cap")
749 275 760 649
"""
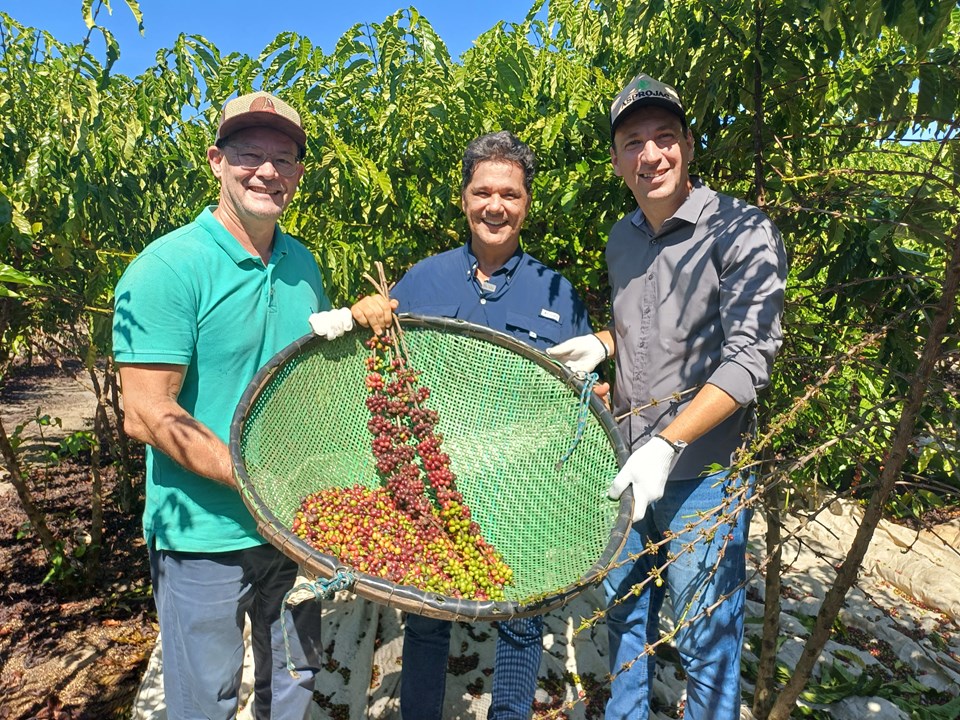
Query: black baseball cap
610 72 687 139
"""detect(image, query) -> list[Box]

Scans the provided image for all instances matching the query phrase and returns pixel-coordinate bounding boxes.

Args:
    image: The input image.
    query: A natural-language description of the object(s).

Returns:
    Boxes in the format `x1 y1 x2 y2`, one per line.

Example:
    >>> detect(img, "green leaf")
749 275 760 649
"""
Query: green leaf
892 246 933 273
82 0 96 30
98 26 120 81
820 3 837 32
560 186 579 213
123 0 145 35
495 56 523 94
0 262 49 288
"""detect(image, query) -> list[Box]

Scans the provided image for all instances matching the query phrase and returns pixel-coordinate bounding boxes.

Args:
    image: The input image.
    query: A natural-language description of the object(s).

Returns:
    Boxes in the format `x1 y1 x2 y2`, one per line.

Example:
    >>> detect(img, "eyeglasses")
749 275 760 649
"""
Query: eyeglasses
221 144 301 178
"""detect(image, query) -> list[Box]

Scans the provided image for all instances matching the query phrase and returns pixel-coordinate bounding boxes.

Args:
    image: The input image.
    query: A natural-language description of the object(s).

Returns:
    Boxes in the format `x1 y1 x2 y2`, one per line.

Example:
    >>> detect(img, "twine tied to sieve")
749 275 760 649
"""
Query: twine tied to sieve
555 370 599 471
281 570 355 676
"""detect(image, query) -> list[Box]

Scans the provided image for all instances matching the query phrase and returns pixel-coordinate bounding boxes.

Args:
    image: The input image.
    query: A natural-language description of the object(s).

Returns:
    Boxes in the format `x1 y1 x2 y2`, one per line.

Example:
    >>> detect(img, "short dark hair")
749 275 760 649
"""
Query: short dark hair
461 131 536 194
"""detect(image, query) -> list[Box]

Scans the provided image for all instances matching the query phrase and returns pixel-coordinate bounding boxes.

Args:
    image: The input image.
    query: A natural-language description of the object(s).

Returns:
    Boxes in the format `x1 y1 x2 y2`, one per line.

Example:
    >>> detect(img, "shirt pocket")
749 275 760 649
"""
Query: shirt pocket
407 303 460 319
505 311 562 349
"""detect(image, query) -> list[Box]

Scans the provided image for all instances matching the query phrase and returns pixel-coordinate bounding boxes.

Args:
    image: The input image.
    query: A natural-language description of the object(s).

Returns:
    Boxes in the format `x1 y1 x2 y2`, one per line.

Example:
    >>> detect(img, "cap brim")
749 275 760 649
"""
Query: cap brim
218 112 307 150
611 98 687 137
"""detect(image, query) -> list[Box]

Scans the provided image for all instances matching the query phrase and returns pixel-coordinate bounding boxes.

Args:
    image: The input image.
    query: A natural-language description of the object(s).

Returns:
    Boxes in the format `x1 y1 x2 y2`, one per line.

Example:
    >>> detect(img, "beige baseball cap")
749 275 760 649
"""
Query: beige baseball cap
216 91 306 153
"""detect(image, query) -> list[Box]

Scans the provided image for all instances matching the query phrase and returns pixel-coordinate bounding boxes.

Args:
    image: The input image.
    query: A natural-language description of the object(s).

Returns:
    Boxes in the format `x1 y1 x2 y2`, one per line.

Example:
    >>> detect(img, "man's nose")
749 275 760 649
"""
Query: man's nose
486 195 505 212
256 158 281 178
640 139 662 164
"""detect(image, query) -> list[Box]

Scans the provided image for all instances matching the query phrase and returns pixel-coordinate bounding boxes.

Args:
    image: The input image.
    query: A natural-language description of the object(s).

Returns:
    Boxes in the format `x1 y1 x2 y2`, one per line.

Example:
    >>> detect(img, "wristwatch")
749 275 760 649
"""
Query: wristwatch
655 433 688 454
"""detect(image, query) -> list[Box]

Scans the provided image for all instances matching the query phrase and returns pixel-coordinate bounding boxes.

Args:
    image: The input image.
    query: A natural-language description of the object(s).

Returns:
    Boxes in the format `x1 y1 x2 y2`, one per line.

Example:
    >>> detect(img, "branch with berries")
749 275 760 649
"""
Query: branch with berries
292 263 512 600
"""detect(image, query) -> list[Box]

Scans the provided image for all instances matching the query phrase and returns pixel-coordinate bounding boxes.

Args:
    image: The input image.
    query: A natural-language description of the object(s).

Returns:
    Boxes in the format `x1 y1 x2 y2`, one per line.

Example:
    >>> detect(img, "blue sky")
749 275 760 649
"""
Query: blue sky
5 1 543 76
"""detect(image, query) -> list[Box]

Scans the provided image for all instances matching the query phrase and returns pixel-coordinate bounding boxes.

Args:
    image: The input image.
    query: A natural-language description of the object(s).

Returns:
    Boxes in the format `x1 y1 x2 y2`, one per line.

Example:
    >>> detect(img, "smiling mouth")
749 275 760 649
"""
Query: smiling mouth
249 186 281 197
639 169 668 180
482 218 508 228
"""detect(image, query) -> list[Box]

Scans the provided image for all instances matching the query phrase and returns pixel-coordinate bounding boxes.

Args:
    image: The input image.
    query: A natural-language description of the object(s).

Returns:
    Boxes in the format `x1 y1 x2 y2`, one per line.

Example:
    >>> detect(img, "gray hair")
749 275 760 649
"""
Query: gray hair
461 131 536 194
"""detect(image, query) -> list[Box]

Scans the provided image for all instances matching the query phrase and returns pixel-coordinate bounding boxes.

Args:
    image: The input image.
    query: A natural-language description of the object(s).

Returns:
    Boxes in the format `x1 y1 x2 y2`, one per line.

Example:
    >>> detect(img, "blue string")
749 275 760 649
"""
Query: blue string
281 570 354 676
556 371 598 470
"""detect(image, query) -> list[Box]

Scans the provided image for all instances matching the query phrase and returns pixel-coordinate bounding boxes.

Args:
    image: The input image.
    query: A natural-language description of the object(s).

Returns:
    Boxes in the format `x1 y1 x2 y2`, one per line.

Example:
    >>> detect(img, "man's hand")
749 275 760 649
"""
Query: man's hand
546 334 608 374
608 436 681 522
351 295 398 335
308 307 354 340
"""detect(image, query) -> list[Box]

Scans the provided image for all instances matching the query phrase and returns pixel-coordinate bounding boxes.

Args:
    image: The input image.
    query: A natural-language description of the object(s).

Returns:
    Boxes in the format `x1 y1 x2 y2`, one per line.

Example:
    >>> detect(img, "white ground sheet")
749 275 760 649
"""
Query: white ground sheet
132 499 960 719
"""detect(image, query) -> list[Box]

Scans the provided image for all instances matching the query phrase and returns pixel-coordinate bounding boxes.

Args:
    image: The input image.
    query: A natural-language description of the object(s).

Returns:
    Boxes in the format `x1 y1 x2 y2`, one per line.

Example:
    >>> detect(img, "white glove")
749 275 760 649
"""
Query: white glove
545 334 608 374
308 307 354 340
609 436 682 522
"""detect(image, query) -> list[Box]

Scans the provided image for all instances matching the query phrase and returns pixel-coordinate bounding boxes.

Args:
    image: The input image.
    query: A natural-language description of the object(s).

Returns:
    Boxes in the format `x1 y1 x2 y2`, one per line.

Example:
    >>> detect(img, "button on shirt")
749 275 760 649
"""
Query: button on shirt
390 242 592 350
607 178 787 479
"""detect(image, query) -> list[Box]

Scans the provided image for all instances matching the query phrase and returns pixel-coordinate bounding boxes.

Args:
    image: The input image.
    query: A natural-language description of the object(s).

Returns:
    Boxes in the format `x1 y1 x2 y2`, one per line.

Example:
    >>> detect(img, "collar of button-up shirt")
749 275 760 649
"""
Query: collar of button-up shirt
630 176 709 240
463 241 524 301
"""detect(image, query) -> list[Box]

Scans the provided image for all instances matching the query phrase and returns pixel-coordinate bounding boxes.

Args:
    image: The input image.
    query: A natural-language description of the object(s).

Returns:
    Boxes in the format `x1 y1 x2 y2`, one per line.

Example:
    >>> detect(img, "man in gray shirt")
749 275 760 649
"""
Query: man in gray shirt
547 72 787 719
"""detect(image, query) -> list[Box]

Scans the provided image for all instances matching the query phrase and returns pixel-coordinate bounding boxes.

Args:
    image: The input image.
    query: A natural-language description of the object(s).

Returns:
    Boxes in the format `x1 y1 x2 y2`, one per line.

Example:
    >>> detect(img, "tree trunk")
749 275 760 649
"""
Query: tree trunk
751 0 766 208
752 463 783 719
0 418 60 560
106 360 137 512
85 390 107 582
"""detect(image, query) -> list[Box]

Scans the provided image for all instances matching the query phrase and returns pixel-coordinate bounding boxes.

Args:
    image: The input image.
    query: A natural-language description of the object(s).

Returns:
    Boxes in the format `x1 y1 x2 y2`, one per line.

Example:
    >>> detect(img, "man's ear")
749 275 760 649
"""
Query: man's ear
609 146 623 178
207 145 224 178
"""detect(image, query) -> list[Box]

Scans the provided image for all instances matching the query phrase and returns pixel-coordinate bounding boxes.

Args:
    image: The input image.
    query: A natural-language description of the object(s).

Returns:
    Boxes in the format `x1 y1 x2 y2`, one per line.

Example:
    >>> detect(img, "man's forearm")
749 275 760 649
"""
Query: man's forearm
658 383 739 446
125 400 235 487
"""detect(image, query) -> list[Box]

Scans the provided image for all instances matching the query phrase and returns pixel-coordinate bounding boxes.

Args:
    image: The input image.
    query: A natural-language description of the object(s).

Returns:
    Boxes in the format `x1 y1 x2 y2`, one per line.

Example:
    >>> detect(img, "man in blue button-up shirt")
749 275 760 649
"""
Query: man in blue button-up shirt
348 131 594 720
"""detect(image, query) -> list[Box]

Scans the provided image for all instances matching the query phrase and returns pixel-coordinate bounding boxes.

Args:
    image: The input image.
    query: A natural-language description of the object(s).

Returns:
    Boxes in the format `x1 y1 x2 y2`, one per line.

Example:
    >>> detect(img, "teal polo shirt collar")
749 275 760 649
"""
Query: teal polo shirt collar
195 206 290 267
461 241 525 301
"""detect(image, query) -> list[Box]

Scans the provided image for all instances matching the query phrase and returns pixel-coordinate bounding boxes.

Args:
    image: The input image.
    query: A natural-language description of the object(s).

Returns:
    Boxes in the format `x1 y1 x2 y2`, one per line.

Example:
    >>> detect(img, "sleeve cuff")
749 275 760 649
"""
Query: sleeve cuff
707 360 757 407
113 351 192 365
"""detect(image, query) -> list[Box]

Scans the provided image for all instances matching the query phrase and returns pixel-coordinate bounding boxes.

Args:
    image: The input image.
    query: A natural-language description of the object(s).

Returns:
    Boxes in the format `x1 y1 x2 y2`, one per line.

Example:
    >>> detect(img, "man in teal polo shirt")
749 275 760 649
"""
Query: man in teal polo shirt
113 91 329 719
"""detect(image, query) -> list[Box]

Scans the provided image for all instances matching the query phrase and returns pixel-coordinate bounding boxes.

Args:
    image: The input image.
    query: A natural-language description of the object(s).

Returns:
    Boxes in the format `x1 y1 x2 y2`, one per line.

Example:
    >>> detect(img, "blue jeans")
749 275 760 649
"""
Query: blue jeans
603 472 753 720
150 541 323 720
401 613 544 719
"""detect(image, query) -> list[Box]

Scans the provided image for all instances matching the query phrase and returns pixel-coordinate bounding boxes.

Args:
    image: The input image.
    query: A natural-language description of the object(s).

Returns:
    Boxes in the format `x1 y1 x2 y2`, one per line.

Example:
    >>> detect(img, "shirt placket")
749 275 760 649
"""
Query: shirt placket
635 251 656 426
461 261 487 324
468 261 512 323
265 249 287 314
261 260 276 313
